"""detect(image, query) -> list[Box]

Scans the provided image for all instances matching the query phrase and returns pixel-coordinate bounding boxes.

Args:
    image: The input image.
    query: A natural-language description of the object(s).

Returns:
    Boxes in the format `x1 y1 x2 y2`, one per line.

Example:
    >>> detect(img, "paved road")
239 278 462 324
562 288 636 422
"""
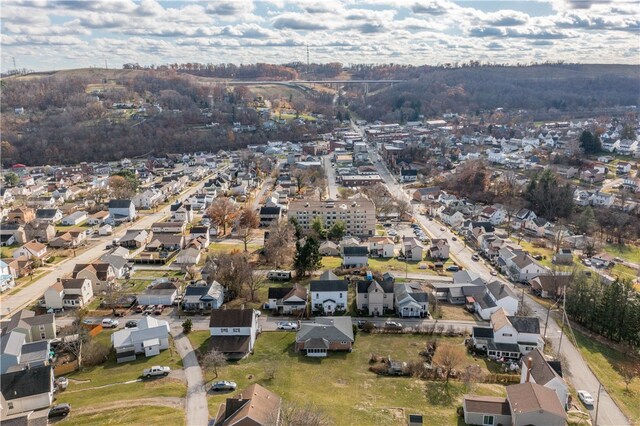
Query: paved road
0 171 222 320
362 126 631 426
171 327 209 426
323 154 338 199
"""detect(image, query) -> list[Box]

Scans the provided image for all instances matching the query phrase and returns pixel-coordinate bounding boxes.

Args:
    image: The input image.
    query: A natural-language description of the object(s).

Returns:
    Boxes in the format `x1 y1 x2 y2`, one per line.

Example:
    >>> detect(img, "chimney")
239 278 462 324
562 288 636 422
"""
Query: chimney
525 357 533 383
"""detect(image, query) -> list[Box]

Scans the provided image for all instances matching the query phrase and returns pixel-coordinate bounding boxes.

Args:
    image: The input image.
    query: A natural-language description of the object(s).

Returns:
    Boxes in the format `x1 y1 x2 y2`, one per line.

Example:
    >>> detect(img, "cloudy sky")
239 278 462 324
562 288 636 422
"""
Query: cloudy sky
1 0 639 72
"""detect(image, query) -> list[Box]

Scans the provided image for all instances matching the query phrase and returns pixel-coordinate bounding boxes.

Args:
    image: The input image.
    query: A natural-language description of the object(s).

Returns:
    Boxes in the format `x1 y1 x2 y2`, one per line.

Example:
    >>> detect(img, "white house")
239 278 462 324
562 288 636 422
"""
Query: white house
473 281 519 320
266 283 308 314
310 271 348 314
402 237 424 261
132 189 164 209
108 199 136 224
400 169 418 182
136 279 179 306
0 365 54 417
60 211 88 226
175 247 202 266
111 316 170 363
440 208 465 228
368 237 395 258
98 224 113 236
618 139 638 156
504 252 546 283
472 308 543 358
394 283 429 318
43 278 93 310
209 308 260 359
13 240 47 260
521 348 569 409
342 246 368 268
590 191 615 208
479 206 505 225
87 211 110 226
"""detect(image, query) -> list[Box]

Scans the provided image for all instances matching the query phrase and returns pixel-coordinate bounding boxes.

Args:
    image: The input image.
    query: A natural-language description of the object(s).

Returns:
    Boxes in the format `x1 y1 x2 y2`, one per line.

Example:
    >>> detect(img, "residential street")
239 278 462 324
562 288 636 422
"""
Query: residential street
365 133 631 426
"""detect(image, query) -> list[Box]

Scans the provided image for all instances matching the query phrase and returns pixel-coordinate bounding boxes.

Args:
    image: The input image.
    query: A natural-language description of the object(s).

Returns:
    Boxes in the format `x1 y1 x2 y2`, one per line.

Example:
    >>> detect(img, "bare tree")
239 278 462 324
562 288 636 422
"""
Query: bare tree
108 175 136 199
263 218 295 268
184 265 199 281
101 280 126 316
59 308 90 368
432 342 467 383
245 268 265 302
202 252 251 300
202 348 227 381
269 401 332 426
362 183 394 217
394 198 411 223
207 197 238 236
235 206 260 252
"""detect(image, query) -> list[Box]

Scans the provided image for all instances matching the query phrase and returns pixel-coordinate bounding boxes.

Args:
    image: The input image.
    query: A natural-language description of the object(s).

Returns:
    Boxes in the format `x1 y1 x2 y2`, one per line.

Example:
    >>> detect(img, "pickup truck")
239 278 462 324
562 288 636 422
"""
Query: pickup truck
143 366 170 378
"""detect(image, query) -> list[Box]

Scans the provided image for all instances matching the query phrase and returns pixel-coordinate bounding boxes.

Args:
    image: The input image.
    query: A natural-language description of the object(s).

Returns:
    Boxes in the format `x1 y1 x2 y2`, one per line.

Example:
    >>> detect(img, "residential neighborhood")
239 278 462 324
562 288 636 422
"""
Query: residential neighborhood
0 115 638 426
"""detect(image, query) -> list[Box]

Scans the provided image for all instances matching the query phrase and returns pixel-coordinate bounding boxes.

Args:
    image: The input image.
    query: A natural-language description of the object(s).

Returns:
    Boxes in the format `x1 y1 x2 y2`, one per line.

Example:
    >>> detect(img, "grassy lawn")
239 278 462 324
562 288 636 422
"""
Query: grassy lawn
516 240 556 268
203 332 507 425
321 256 342 269
130 269 184 280
0 246 17 258
65 331 183 389
65 405 185 426
368 257 446 275
610 263 639 281
432 303 477 322
603 244 640 264
208 242 262 254
57 380 186 409
572 329 640 423
120 279 155 294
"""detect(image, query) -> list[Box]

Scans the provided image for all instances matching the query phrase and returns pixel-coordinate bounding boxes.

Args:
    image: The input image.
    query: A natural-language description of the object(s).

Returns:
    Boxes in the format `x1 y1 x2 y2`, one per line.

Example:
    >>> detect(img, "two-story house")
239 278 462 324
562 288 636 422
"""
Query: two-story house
394 283 429 318
368 237 395 258
108 199 136 224
402 237 424 261
428 239 449 260
266 283 307 314
473 281 519 320
43 278 94 310
342 246 368 268
13 240 47 260
310 271 348 314
521 348 569 409
72 261 116 294
209 308 260 359
0 364 54 417
356 278 394 316
472 308 543 358
111 316 170 363
182 281 225 312
2 310 56 342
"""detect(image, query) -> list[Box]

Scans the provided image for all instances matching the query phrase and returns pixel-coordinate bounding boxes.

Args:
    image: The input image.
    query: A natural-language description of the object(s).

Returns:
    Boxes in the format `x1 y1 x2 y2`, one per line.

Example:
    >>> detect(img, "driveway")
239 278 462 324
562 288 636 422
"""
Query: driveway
171 328 209 426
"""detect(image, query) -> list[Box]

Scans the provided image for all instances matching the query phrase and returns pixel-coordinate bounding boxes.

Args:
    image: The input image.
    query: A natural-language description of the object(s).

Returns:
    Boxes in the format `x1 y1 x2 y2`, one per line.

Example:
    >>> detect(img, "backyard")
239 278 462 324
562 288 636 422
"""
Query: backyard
603 244 640 264
192 331 509 425
572 328 640 424
54 329 186 422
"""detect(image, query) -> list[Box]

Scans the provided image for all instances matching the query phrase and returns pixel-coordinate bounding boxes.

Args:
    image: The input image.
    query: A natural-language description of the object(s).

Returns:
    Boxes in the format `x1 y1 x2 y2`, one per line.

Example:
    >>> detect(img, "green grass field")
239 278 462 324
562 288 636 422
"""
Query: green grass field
65 406 185 426
572 329 640 423
603 244 640 265
197 332 508 425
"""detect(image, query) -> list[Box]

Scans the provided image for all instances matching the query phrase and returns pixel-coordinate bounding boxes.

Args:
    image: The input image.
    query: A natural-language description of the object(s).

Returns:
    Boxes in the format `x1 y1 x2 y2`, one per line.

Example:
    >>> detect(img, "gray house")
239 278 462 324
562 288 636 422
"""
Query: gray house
108 199 136 224
342 246 368 268
137 279 179 306
111 316 170 363
182 281 225 312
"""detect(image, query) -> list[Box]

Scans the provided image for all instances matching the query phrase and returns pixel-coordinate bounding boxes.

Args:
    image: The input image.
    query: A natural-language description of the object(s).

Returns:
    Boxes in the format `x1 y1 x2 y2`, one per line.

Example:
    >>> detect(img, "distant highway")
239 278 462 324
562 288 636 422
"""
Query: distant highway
224 79 405 85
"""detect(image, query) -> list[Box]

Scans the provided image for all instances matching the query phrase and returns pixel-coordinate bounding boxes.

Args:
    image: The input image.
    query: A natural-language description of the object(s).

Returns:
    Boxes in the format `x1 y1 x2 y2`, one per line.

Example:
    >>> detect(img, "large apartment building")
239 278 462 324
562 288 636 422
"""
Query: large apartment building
288 199 376 238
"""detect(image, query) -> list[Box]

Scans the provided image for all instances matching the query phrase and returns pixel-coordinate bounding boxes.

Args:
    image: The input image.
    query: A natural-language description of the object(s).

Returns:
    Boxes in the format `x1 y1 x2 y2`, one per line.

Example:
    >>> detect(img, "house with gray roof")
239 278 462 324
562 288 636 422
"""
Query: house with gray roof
295 316 354 357
394 283 429 318
2 310 56 343
111 316 170 363
342 245 368 268
432 270 486 304
356 279 394 316
473 281 519 320
183 281 224 312
0 364 54 418
137 279 179 306
209 308 259 359
310 271 348 314
472 308 543 358
520 349 569 409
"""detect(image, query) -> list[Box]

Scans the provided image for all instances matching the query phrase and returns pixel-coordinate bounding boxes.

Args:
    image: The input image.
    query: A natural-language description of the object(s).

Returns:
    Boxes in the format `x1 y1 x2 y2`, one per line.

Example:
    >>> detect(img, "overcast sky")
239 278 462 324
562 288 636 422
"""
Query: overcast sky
1 0 639 72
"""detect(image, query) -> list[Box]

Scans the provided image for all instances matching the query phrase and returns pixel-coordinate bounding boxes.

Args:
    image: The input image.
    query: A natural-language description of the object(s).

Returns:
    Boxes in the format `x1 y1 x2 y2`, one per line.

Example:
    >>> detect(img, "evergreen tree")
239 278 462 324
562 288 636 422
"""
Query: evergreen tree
579 130 601 154
293 236 322 277
328 220 346 241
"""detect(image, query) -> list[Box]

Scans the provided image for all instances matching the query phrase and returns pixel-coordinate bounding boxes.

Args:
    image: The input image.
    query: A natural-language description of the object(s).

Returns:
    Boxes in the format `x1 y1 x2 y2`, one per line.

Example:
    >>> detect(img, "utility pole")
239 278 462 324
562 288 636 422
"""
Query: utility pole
595 382 602 425
12 56 17 70
306 43 310 70
556 293 567 358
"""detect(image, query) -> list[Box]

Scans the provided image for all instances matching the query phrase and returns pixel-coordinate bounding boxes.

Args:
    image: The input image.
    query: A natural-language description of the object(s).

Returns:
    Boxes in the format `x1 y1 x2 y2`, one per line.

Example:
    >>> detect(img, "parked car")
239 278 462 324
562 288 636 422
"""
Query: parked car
583 259 592 267
101 318 119 328
144 305 155 315
490 270 498 276
172 295 183 306
384 320 403 329
446 265 460 272
577 390 594 406
125 320 138 328
48 404 71 418
143 366 171 378
154 305 165 315
211 380 237 392
55 377 68 390
451 236 457 241
277 321 298 330
135 305 145 313
440 227 445 231
471 254 480 261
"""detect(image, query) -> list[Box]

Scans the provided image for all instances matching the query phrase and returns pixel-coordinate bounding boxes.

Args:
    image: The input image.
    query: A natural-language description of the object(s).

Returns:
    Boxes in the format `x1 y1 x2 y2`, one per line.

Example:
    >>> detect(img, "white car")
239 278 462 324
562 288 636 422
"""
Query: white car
583 259 592 267
277 322 298 330
143 366 171 378
384 320 403 329
577 390 595 406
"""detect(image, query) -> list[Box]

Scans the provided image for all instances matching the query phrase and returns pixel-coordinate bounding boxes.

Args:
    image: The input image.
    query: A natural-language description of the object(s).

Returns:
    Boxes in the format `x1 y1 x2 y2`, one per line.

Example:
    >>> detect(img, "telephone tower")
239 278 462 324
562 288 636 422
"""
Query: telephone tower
306 44 310 69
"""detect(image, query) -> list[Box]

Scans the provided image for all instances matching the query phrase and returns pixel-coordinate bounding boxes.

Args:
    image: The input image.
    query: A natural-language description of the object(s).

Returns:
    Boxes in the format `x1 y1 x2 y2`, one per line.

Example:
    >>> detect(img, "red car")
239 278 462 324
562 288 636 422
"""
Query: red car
154 305 165 315
135 305 145 313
